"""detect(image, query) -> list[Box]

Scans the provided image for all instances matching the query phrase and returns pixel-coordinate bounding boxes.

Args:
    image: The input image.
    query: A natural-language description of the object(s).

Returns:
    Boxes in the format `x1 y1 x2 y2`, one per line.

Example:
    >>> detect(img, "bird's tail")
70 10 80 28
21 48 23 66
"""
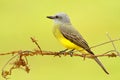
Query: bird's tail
84 50 109 74
94 57 109 74
78 48 109 74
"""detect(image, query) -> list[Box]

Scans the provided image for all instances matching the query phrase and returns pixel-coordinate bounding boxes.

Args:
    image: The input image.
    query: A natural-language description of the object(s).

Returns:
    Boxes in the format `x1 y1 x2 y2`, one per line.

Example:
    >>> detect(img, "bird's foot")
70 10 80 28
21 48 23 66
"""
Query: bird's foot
54 49 68 57
67 49 75 57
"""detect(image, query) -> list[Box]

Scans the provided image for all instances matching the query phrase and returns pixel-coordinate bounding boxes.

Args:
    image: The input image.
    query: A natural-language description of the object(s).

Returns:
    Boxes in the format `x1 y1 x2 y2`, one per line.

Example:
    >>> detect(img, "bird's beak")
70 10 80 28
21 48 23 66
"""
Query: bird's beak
46 16 55 19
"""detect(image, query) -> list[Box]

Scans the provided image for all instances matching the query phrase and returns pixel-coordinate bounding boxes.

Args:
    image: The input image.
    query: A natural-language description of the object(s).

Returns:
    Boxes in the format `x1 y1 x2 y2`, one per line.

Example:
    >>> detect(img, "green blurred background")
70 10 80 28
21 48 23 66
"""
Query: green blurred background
0 0 120 80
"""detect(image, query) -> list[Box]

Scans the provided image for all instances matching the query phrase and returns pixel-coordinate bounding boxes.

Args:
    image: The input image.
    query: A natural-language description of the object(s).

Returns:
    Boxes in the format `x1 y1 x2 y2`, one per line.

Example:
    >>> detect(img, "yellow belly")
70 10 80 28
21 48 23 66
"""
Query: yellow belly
53 24 83 51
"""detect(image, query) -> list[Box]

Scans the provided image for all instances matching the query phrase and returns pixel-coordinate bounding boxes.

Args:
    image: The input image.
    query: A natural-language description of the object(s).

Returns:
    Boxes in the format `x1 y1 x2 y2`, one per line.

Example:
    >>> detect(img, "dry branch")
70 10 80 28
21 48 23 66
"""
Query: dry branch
0 36 120 79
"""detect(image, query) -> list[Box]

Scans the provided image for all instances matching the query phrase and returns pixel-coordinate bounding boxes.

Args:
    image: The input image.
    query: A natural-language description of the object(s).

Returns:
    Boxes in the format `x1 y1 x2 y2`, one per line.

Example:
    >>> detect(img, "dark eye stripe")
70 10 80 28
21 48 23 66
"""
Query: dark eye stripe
55 16 59 18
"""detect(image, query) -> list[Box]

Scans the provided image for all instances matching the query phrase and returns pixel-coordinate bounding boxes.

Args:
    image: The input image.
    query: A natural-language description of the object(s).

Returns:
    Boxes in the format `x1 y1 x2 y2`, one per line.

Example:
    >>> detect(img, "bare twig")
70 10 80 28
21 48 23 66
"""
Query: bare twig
90 38 120 49
30 37 42 55
106 33 117 50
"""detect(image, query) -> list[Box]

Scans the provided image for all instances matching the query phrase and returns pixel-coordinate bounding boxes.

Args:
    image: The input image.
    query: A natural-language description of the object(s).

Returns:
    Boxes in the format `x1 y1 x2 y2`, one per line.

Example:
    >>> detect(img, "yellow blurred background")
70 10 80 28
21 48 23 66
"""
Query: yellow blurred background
0 0 120 80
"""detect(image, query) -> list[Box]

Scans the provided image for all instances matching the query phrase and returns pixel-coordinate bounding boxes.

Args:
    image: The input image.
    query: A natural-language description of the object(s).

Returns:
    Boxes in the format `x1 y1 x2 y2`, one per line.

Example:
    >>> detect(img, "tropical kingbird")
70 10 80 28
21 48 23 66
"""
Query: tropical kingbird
47 12 109 74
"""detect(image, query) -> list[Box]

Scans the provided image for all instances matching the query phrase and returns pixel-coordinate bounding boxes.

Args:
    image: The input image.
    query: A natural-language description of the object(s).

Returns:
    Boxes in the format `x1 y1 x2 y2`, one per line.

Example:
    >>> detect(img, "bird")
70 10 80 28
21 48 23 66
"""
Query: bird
47 12 109 74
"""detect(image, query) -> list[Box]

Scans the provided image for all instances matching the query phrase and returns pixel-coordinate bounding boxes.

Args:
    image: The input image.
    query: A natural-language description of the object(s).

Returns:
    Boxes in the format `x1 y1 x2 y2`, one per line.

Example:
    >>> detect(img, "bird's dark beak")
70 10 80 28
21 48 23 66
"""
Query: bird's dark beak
46 16 55 19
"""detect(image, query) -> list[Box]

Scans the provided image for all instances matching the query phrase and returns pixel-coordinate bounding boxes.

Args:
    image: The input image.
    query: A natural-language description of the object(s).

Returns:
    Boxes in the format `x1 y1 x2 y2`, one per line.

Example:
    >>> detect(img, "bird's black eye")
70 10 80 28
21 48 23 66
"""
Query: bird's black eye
55 16 59 18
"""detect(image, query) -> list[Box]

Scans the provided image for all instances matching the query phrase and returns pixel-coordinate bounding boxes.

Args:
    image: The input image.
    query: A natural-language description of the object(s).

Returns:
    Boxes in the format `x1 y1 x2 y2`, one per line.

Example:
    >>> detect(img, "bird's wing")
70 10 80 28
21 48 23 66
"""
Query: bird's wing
59 24 93 53
59 25 110 74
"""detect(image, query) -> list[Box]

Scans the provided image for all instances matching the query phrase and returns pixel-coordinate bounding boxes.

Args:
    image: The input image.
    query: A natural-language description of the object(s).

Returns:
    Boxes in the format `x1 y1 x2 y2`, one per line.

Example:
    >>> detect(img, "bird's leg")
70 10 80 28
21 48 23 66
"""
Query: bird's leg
59 48 69 54
67 49 75 57
55 49 69 57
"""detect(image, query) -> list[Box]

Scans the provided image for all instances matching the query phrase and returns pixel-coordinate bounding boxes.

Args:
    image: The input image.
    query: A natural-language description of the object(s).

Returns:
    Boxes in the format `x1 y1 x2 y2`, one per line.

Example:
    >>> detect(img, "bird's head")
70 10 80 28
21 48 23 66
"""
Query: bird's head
47 12 71 24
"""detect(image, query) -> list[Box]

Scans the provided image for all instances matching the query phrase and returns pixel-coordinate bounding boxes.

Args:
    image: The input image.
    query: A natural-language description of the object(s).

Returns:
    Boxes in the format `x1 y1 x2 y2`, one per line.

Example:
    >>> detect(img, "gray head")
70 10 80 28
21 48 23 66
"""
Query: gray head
47 12 71 24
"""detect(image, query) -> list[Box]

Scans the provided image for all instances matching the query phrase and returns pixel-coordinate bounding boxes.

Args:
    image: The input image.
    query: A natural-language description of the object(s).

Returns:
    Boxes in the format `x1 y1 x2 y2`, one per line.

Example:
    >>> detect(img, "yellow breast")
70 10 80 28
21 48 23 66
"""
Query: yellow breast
53 24 83 51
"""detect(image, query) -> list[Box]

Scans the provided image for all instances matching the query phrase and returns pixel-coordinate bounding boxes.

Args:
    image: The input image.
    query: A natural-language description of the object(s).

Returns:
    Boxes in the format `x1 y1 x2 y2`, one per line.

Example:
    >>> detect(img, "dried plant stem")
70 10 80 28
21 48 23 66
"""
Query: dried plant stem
90 38 120 49
0 36 120 79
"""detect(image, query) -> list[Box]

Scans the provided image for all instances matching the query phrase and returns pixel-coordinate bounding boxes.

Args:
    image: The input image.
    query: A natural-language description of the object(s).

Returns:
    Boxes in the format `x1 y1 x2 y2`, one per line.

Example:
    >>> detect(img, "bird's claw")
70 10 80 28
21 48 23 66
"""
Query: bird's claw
67 49 75 57
54 49 75 57
54 49 68 57
54 53 62 57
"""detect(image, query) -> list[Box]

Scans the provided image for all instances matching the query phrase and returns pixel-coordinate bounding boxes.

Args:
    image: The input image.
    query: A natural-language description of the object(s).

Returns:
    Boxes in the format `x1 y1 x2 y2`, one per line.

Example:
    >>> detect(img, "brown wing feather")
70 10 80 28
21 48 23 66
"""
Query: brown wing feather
59 24 109 74
59 24 93 54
